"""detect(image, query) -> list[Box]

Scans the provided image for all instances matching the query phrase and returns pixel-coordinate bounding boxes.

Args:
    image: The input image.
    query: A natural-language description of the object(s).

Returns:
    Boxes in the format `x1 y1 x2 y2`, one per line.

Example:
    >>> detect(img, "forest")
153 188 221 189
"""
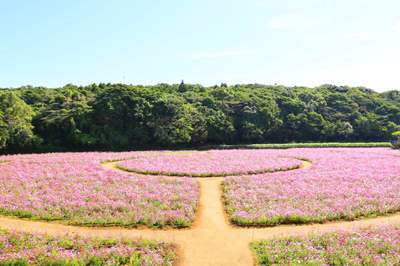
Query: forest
0 83 399 152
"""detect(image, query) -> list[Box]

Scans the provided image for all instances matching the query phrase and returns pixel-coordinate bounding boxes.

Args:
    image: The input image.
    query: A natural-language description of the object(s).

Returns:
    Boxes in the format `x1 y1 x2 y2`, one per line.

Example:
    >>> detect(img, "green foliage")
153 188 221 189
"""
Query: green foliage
392 131 400 149
0 83 399 152
217 142 391 149
0 91 37 150
0 259 28 266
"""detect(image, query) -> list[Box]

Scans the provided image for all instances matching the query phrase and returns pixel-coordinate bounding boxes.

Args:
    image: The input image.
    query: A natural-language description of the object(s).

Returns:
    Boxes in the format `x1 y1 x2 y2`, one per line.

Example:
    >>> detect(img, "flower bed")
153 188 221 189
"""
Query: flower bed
252 225 400 265
224 148 400 226
117 150 303 177
0 152 199 228
0 229 175 265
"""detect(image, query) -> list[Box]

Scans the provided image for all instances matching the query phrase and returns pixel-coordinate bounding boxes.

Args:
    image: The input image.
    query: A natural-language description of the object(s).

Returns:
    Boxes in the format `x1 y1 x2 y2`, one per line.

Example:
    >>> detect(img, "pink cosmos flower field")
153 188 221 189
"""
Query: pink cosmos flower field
0 152 198 228
0 229 175 265
224 148 400 226
117 150 303 176
0 147 399 229
252 225 400 265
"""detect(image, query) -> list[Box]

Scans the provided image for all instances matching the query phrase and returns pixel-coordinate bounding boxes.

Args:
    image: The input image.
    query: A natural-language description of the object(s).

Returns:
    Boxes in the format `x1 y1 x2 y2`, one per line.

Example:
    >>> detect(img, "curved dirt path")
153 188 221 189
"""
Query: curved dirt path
2 160 400 265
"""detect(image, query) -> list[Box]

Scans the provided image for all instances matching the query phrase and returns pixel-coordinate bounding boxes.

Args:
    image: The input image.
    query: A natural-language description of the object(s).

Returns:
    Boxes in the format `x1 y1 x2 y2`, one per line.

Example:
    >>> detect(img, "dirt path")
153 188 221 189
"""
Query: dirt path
103 161 253 265
2 160 400 265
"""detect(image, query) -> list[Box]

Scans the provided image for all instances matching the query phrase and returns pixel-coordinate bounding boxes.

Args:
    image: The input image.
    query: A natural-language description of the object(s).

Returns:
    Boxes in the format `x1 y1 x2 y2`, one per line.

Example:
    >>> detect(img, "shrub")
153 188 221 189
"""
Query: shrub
392 131 400 149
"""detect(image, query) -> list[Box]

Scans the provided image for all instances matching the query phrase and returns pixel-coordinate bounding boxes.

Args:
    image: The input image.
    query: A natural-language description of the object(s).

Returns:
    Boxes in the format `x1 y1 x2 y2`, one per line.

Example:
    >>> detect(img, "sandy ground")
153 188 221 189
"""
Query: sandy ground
1 160 400 265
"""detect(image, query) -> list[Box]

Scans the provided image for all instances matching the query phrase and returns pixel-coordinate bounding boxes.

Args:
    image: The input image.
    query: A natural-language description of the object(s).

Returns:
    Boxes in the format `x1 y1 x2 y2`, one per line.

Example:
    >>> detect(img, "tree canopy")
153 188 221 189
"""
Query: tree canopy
0 83 399 152
0 91 37 150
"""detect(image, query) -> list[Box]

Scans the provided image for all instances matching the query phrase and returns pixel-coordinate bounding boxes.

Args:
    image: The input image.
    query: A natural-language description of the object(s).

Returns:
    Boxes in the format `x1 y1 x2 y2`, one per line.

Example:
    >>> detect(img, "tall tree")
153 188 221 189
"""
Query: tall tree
0 91 36 149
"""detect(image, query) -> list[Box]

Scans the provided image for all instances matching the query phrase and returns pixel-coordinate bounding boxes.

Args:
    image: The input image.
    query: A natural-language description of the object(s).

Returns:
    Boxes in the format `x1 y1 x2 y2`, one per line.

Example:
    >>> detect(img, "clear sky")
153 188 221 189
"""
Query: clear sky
1 0 399 92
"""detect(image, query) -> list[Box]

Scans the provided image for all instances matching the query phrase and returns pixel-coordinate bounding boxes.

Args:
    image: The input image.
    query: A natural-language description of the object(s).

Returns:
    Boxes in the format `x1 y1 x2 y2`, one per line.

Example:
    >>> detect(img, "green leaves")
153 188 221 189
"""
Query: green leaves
0 91 35 150
0 83 399 151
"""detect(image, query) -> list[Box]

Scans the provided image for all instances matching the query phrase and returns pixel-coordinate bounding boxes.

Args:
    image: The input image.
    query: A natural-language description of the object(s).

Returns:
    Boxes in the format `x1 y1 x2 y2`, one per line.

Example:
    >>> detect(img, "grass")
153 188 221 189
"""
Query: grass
225 206 400 227
0 208 191 229
214 142 391 149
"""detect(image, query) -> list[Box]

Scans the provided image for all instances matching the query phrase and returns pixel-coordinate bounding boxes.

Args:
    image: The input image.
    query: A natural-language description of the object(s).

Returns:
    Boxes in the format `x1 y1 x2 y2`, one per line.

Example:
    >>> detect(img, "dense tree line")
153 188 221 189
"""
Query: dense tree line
0 83 399 152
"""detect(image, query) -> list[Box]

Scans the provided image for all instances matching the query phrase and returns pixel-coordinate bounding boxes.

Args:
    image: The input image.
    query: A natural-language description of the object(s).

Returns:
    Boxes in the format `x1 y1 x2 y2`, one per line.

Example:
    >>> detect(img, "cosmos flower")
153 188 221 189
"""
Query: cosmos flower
0 152 198 228
0 229 175 265
252 225 400 265
224 148 400 226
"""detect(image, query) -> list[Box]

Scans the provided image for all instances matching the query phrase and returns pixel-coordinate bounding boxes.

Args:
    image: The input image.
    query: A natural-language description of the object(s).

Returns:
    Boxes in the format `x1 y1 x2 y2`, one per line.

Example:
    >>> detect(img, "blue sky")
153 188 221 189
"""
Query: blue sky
1 0 399 92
